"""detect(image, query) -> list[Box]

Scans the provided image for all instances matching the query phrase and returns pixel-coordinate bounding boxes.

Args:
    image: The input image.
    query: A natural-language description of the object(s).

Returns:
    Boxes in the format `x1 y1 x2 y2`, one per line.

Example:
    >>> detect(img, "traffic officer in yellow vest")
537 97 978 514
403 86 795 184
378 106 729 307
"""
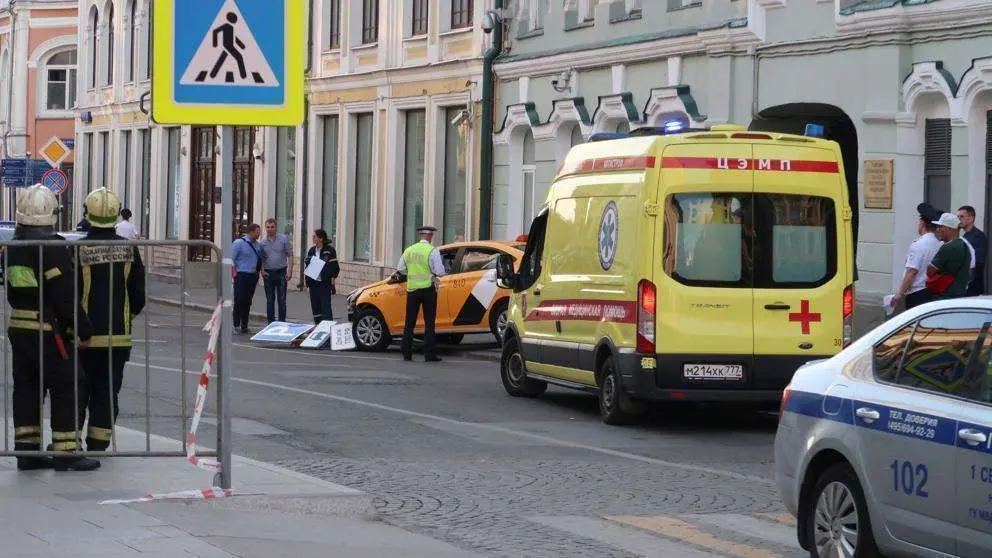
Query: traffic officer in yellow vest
396 225 446 362
78 188 146 451
7 184 97 471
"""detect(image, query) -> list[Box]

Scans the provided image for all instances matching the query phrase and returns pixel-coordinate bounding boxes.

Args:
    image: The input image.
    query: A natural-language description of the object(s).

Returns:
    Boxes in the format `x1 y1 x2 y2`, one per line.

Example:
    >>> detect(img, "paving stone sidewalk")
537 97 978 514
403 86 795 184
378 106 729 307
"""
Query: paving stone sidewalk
0 427 478 558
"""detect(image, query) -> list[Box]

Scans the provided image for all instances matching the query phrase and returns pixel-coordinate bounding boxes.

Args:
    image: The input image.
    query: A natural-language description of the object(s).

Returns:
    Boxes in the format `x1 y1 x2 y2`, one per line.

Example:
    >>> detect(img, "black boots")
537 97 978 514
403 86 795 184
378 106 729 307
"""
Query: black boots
14 443 54 471
53 457 101 472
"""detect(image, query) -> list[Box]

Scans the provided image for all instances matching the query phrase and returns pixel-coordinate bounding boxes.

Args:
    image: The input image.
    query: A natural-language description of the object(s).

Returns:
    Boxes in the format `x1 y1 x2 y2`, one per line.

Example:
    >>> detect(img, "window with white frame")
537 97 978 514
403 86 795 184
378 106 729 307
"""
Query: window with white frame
127 0 137 82
579 0 597 21
105 2 115 86
89 6 99 89
362 0 379 44
143 0 151 80
522 0 548 32
522 129 536 221
43 50 77 112
451 0 473 29
327 0 342 49
412 0 429 36
668 0 699 10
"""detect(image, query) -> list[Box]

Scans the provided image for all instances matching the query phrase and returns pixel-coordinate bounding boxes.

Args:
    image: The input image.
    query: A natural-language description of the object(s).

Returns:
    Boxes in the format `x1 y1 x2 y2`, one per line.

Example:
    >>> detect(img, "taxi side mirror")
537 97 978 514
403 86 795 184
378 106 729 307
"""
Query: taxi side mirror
496 253 516 289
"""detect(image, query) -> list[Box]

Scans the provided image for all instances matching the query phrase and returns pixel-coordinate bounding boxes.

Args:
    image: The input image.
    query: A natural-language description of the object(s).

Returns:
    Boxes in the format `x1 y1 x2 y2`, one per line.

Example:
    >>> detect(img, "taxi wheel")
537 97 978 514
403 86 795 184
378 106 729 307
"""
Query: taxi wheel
806 463 879 558
501 336 546 397
489 299 509 344
598 355 645 426
352 307 392 352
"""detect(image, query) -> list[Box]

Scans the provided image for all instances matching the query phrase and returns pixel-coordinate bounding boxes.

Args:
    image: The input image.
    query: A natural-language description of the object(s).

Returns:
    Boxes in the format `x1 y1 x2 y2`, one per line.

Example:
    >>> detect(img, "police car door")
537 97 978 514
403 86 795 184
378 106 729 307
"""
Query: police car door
951 313 992 557
859 310 976 555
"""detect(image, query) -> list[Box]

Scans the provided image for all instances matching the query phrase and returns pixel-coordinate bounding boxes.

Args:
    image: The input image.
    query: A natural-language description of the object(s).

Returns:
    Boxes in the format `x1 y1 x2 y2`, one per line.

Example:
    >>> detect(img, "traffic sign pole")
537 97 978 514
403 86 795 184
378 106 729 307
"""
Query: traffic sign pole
218 125 233 490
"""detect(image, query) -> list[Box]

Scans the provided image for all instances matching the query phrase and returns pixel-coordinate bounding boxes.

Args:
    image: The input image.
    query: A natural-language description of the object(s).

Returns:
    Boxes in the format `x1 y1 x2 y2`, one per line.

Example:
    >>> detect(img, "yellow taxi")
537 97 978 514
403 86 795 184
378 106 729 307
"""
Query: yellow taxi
495 124 856 424
347 240 525 351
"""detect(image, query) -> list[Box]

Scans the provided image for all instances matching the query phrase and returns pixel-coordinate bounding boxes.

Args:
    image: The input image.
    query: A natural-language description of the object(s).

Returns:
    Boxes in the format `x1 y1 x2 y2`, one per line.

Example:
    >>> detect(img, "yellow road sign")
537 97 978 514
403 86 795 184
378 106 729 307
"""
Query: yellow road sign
152 0 304 126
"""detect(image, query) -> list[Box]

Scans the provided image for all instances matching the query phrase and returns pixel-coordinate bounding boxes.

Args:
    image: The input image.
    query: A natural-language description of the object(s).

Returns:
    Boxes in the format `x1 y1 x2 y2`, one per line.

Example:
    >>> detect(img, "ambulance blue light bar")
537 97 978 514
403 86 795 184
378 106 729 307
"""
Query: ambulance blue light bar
588 132 630 142
805 123 825 138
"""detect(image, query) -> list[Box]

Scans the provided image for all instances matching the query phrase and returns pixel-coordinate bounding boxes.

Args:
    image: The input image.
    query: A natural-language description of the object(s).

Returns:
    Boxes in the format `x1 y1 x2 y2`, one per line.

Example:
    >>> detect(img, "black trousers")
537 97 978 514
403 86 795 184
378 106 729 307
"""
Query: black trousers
308 281 333 324
81 348 130 451
233 272 259 329
402 287 437 360
967 269 986 296
905 289 934 309
9 330 85 451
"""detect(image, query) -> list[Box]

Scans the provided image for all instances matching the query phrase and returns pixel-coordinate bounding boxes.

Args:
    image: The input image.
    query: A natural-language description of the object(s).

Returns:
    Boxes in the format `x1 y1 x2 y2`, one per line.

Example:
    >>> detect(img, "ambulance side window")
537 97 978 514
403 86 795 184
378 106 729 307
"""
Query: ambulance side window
517 211 548 291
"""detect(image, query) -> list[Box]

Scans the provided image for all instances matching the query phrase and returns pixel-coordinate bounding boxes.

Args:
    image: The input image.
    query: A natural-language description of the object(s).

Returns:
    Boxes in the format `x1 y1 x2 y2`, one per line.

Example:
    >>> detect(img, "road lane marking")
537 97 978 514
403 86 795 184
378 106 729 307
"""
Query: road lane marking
133 362 774 485
606 516 782 558
754 513 797 527
531 516 717 558
687 514 799 549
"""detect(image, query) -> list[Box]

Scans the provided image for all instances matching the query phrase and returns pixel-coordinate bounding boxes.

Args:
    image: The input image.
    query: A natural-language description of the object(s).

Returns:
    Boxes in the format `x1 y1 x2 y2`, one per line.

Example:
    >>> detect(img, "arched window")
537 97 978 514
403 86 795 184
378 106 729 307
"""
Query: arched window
43 49 78 111
570 124 583 147
105 2 115 86
89 6 99 89
522 129 536 222
127 0 137 82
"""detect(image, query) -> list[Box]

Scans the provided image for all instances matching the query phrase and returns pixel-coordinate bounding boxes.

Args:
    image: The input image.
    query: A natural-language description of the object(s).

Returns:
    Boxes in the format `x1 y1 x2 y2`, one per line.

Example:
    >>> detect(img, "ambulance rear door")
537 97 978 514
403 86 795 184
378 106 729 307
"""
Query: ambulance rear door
750 142 849 389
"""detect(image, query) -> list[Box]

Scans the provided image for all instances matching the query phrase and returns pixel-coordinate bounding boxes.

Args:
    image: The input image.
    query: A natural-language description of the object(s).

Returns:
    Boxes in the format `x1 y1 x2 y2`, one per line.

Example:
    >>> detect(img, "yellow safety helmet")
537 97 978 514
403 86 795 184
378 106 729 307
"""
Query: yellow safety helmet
15 184 58 226
84 187 121 229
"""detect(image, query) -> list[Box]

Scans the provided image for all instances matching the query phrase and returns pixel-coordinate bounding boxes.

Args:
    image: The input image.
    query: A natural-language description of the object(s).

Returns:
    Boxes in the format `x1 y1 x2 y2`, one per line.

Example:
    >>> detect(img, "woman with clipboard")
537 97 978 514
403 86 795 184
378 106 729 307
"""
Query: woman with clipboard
304 229 340 324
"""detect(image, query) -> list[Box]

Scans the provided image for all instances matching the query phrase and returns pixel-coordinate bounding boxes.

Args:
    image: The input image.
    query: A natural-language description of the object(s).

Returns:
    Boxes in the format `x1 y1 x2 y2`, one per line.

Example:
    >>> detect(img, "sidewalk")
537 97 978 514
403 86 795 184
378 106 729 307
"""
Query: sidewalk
1 427 477 557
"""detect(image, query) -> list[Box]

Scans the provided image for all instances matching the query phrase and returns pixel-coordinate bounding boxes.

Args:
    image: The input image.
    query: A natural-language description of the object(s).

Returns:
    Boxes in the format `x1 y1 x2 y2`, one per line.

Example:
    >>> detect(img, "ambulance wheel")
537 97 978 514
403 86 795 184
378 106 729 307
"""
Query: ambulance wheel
352 307 391 352
804 463 879 558
598 354 645 426
501 336 546 397
437 333 464 344
490 299 509 344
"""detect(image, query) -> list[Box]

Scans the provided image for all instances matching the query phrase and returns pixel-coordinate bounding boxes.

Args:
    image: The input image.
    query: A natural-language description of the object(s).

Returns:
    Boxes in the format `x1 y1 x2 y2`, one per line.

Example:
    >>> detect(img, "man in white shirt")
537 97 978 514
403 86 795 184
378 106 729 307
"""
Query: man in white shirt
890 203 943 310
114 208 138 239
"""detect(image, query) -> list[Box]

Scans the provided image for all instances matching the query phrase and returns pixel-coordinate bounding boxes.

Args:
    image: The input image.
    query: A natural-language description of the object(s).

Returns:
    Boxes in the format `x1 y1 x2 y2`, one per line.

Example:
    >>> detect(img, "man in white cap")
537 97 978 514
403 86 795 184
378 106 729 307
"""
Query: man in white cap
928 212 972 299
396 225 446 362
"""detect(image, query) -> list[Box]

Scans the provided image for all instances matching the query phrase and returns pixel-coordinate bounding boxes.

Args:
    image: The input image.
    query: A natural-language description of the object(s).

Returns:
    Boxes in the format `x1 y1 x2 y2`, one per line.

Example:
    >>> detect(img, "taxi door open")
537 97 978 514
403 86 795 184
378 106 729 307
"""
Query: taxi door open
655 143 754 386
750 143 852 390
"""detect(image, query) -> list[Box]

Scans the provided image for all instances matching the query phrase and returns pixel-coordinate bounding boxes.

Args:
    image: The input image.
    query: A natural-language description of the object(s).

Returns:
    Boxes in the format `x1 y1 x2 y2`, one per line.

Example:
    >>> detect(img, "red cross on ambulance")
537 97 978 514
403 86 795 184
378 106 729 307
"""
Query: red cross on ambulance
789 299 822 335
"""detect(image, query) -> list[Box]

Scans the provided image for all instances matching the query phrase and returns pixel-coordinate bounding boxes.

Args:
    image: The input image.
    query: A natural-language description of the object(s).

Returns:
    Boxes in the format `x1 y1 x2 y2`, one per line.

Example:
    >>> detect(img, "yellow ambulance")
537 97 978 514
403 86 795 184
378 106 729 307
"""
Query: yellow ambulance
495 124 855 424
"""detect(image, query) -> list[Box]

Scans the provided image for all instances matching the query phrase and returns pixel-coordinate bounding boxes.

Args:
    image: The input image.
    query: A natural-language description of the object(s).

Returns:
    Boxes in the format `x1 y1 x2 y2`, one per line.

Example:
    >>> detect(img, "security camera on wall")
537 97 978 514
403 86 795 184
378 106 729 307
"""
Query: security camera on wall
481 12 496 33
450 110 470 127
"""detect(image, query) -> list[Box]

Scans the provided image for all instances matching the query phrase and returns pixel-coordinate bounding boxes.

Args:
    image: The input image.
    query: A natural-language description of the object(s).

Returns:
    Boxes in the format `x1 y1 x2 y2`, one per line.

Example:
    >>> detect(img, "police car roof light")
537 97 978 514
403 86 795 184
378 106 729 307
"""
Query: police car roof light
804 123 825 138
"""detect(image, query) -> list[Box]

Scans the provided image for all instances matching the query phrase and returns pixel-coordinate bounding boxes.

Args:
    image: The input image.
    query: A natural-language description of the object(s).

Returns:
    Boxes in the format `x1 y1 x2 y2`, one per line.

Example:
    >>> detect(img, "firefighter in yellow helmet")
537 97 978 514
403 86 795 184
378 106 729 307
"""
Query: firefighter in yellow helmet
7 184 97 471
78 188 146 451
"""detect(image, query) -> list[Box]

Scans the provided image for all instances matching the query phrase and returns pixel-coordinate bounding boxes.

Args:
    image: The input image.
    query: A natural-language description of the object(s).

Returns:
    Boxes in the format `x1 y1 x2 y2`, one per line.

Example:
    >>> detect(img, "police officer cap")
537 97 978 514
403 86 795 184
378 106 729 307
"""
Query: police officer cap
916 202 942 223
417 225 437 233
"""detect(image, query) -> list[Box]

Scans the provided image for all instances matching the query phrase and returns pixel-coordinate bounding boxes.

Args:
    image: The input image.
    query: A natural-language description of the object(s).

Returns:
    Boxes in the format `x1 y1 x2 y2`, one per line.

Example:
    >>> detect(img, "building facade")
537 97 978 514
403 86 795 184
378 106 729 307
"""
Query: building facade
74 0 299 279
0 0 79 227
491 0 992 304
307 0 488 291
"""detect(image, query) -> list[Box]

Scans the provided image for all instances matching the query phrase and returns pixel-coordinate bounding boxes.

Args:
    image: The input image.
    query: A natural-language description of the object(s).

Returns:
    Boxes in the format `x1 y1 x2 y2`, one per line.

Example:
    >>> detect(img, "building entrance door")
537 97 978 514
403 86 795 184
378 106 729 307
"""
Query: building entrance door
189 127 216 261
232 126 255 239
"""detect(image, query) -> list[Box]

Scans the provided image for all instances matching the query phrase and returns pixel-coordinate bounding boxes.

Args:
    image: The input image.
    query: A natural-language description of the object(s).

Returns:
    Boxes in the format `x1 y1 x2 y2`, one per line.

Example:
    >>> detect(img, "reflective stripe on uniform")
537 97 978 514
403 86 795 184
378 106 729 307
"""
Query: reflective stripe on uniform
87 426 113 441
51 440 78 451
15 426 40 436
8 319 52 331
86 335 132 348
44 267 61 280
10 309 39 320
17 436 41 444
7 266 37 287
51 431 77 440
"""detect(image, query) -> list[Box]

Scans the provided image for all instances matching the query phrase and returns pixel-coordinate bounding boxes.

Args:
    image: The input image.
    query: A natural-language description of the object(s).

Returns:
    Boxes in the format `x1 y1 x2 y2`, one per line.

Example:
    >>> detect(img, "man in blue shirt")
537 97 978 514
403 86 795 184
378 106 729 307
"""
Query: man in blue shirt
231 224 264 333
260 218 293 323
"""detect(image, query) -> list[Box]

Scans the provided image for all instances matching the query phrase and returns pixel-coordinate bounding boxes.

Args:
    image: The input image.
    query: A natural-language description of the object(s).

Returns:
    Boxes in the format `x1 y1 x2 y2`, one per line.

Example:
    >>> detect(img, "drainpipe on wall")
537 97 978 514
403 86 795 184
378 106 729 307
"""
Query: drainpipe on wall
478 0 504 241
3 1 17 160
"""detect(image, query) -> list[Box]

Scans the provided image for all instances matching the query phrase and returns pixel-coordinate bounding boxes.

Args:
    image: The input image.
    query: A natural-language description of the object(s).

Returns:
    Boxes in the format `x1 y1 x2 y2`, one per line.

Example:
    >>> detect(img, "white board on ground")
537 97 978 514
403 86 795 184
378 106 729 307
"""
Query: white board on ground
300 320 335 349
330 322 356 351
251 321 313 344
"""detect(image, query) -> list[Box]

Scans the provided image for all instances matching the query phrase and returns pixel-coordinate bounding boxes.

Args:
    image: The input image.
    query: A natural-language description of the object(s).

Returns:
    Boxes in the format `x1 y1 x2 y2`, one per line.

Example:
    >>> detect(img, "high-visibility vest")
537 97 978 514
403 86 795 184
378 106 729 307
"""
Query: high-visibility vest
402 241 435 291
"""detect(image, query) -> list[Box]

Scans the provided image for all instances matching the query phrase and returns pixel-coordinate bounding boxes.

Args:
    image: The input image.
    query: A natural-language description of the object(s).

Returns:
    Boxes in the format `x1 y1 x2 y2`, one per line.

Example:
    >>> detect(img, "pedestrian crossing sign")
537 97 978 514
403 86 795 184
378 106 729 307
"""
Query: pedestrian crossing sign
153 0 304 126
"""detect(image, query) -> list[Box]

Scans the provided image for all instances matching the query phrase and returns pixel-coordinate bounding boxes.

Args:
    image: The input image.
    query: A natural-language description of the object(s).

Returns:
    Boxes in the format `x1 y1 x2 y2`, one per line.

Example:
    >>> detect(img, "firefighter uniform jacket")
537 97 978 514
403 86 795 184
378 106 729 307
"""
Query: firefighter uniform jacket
6 226 93 341
77 229 146 348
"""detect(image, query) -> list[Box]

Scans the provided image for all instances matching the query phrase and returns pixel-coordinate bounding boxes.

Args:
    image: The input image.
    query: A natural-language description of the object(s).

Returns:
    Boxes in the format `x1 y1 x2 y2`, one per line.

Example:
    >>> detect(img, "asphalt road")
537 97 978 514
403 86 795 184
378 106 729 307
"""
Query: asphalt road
114 303 805 558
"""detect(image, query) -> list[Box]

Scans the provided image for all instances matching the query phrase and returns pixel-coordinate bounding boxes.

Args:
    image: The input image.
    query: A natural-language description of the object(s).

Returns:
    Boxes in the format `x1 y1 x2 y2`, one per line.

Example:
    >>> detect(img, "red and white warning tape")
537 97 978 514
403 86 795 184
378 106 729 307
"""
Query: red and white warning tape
186 300 223 472
100 301 234 505
99 487 234 505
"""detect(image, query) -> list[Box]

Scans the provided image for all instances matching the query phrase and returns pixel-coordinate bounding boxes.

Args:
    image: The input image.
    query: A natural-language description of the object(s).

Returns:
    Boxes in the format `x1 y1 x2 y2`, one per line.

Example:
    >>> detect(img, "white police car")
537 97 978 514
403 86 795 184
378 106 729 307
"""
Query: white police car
776 297 992 557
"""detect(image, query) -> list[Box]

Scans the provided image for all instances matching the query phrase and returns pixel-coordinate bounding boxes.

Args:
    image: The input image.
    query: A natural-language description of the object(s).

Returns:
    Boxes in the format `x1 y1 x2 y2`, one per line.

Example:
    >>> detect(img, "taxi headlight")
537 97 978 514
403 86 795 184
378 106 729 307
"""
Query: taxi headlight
346 289 360 308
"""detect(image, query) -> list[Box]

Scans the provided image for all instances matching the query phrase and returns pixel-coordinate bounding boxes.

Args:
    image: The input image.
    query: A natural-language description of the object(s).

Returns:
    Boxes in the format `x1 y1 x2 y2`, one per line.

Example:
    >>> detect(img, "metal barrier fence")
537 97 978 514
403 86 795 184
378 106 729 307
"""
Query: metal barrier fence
0 238 231 487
